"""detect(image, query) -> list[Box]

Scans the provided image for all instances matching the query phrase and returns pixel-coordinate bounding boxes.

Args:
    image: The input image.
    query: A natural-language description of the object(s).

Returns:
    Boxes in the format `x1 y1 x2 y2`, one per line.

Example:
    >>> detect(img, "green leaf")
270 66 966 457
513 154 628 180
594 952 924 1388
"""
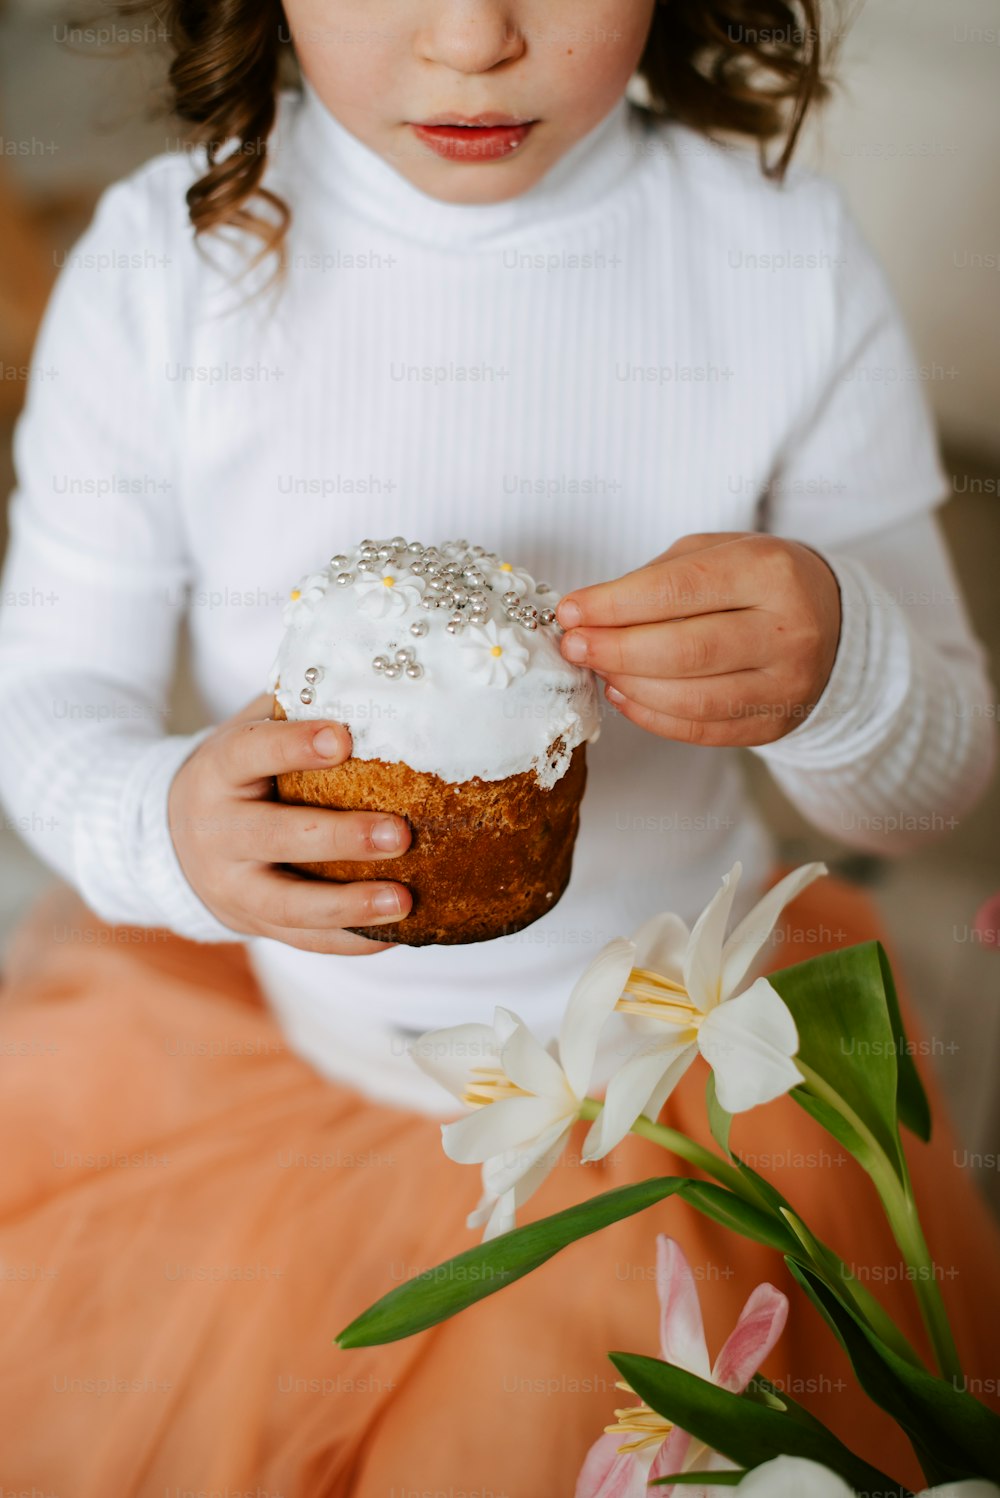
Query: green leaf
610 1352 907 1496
786 1261 1000 1485
769 943 906 1182
706 1071 734 1157
878 944 932 1143
677 1180 797 1256
335 1176 686 1347
651 1472 745 1487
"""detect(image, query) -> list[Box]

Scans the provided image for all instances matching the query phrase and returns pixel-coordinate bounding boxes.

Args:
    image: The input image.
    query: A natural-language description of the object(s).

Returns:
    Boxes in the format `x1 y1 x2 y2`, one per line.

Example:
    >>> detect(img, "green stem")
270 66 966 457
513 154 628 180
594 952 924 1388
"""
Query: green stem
579 1096 748 1197
795 1062 963 1383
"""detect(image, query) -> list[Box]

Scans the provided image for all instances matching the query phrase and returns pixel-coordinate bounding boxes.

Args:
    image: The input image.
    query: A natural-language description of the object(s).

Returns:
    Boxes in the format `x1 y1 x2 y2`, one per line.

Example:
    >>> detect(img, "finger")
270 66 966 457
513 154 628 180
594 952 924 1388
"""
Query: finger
221 802 412 864
219 716 354 792
598 669 782 722
656 531 752 562
563 611 769 679
604 688 792 747
233 868 413 932
250 917 401 956
555 535 777 629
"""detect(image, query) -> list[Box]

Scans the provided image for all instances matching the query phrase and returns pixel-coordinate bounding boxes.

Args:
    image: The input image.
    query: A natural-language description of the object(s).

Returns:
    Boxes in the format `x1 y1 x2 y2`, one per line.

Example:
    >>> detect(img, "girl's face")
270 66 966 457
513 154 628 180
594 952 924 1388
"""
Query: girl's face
284 0 657 203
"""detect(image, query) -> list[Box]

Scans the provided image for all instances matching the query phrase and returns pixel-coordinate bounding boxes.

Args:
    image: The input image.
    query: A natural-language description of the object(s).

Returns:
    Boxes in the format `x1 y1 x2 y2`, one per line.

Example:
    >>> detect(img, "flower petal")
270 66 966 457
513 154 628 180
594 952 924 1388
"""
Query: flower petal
581 1036 696 1161
684 864 742 1011
408 1023 500 1100
719 862 827 999
647 1424 694 1490
559 937 636 1100
441 1094 563 1164
656 1236 711 1379
479 1190 517 1241
630 911 690 985
734 1456 853 1497
574 1431 648 1498
697 978 802 1113
499 1013 573 1103
481 1115 573 1197
711 1281 789 1392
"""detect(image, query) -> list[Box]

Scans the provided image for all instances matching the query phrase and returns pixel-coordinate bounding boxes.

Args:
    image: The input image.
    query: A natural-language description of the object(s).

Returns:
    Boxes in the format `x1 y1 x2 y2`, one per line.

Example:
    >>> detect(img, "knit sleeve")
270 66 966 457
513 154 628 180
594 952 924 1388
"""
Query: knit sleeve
752 191 996 849
0 171 241 940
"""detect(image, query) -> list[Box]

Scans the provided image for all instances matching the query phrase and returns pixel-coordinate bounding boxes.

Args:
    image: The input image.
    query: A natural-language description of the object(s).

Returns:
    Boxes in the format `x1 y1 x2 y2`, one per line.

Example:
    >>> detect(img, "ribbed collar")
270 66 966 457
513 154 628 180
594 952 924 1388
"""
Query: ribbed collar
289 75 645 250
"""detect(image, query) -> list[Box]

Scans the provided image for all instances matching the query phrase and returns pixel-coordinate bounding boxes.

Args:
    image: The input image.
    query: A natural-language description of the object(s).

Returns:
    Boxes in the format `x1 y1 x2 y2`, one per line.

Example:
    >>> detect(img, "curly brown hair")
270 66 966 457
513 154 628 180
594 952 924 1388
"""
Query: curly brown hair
97 0 837 279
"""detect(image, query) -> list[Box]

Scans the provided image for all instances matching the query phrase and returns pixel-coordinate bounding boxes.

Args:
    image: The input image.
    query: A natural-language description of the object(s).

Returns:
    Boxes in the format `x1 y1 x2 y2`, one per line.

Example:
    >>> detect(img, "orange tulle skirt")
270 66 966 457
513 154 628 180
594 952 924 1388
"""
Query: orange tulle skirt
0 876 998 1497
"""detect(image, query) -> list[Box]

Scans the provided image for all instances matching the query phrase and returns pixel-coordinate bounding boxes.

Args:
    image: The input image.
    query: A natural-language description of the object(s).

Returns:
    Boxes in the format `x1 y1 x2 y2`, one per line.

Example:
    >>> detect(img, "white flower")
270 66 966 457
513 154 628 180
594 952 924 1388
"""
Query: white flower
482 559 536 597
354 564 426 619
457 618 530 688
733 1456 999 1498
410 939 635 1239
282 571 328 626
580 862 827 1161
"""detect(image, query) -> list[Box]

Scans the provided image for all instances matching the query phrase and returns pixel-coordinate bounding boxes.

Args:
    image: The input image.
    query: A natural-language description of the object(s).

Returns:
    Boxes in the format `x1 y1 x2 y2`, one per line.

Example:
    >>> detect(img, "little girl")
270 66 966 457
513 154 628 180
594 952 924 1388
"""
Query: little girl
0 2 997 1493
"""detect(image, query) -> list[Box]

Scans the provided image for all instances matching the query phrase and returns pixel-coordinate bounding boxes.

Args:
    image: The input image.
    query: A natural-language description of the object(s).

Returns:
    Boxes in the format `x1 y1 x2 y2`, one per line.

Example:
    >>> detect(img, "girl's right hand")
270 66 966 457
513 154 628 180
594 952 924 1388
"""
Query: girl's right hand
168 694 413 953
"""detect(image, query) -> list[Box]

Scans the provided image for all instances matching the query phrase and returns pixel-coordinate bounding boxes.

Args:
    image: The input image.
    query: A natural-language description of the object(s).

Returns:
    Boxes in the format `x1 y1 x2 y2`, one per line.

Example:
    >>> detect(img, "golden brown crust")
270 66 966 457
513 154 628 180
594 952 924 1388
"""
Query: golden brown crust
272 697 587 945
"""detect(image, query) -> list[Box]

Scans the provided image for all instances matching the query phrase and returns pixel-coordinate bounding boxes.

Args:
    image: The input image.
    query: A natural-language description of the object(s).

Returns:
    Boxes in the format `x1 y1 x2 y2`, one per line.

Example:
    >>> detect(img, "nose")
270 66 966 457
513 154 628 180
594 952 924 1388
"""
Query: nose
416 1 526 74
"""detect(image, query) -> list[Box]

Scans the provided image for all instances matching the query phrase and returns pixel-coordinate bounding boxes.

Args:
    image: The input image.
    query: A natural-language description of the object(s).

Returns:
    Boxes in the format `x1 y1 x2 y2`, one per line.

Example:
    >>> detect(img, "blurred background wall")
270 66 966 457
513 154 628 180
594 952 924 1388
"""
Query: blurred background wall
1 0 998 1197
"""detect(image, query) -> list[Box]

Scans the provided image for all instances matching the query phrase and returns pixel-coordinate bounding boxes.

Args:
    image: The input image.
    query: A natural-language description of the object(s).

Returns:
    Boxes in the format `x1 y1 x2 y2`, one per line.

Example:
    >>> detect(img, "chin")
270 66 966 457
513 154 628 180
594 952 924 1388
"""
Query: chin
410 162 545 205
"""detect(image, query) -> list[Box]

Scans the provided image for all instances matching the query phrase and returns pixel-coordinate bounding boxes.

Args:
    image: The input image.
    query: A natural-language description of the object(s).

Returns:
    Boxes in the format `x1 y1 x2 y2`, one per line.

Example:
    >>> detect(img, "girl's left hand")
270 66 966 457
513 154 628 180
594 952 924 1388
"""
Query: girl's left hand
555 532 842 747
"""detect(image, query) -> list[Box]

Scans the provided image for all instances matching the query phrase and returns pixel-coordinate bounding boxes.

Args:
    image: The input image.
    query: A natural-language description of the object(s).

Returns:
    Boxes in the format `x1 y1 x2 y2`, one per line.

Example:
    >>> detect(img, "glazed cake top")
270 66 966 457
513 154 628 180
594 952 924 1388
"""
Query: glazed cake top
268 535 601 787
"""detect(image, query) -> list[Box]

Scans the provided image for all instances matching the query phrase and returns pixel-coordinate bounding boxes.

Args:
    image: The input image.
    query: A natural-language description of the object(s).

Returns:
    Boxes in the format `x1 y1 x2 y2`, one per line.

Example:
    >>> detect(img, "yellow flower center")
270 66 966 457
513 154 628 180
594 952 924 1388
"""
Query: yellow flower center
615 966 705 1030
289 589 301 600
460 1066 531 1108
606 1380 674 1454
382 575 395 587
490 645 503 658
499 561 512 571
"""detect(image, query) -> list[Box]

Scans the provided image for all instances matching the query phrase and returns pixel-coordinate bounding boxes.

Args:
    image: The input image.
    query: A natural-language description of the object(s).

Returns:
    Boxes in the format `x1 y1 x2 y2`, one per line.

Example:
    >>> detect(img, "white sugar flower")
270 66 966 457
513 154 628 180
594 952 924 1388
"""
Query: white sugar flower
282 571 328 626
354 564 426 619
458 618 530 688
579 861 828 1161
733 1456 999 1498
482 559 536 597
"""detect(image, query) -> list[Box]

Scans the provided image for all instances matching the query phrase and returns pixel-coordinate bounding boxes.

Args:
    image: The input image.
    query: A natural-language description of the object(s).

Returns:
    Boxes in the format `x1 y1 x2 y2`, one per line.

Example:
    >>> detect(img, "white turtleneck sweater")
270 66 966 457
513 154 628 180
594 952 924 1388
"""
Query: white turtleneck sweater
0 83 994 1111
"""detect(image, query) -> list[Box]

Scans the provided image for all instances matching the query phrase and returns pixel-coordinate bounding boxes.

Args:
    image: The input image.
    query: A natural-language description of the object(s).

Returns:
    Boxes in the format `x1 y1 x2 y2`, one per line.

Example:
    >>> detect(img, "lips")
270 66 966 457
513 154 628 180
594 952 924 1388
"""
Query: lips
409 115 537 162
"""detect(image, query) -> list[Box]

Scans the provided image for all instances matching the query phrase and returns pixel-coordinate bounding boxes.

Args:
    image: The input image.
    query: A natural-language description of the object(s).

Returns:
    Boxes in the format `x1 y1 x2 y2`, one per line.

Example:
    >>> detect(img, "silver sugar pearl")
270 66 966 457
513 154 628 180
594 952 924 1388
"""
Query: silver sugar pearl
394 647 415 664
359 538 376 550
540 608 557 625
357 558 377 571
299 686 315 704
335 571 354 586
419 596 436 610
536 582 552 594
377 546 394 562
519 617 538 630
383 662 403 680
372 654 389 672
410 560 428 575
409 618 429 636
502 591 519 605
391 535 407 548
304 666 322 685
407 540 424 554
405 662 424 679
330 553 348 567
445 619 464 635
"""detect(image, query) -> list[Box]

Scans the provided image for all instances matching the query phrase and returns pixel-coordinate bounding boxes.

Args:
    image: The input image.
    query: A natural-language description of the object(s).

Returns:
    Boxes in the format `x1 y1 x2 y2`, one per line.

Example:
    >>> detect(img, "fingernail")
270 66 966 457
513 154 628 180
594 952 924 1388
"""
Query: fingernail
562 632 587 663
313 726 343 758
372 887 402 915
372 818 402 851
558 599 582 629
606 685 625 704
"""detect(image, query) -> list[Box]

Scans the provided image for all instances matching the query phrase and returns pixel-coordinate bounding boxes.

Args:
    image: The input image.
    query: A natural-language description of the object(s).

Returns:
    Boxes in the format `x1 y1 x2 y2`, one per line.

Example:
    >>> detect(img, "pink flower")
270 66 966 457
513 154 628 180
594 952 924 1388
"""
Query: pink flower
575 1237 788 1498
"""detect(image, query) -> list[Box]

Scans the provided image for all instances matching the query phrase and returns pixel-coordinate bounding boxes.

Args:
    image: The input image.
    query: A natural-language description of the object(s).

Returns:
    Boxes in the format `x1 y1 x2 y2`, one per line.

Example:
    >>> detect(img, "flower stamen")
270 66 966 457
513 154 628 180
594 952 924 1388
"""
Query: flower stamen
616 966 704 1028
605 1379 674 1454
460 1065 531 1108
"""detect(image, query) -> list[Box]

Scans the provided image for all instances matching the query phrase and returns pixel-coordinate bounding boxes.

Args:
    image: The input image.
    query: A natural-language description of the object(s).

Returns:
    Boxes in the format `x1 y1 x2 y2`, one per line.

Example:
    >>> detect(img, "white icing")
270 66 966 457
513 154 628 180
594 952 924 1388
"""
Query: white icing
269 537 601 788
